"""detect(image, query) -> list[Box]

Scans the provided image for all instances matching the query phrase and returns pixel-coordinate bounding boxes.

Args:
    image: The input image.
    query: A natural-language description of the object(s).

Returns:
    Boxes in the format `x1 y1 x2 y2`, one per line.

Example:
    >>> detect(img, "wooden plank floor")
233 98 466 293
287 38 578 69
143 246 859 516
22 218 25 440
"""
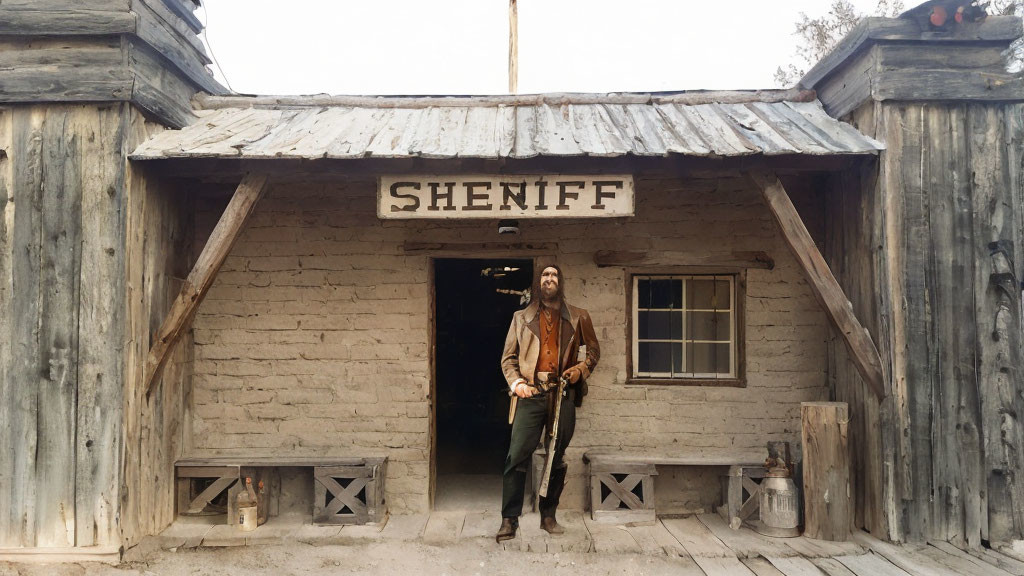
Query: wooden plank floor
157 512 1022 575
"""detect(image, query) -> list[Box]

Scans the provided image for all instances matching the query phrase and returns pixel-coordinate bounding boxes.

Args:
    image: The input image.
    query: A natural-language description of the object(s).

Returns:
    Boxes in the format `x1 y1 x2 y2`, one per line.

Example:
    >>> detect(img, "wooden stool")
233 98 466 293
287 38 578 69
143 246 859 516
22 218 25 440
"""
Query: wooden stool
313 458 387 525
722 464 767 529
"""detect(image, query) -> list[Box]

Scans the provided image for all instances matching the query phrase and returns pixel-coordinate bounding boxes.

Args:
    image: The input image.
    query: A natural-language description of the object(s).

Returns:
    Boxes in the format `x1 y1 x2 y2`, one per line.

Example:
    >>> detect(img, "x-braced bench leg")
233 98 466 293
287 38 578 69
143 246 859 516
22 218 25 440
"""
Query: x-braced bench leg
177 466 239 515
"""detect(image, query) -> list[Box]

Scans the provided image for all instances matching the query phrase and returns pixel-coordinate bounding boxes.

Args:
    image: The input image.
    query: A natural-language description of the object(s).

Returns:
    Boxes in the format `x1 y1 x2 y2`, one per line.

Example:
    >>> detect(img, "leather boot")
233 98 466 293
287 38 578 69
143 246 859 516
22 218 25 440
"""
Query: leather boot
496 517 518 542
540 516 565 535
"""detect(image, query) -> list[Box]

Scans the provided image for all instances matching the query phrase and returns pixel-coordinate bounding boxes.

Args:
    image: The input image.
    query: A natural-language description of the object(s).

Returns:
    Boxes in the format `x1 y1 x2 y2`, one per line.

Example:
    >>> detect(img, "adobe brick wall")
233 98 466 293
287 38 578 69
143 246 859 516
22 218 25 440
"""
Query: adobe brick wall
189 175 828 514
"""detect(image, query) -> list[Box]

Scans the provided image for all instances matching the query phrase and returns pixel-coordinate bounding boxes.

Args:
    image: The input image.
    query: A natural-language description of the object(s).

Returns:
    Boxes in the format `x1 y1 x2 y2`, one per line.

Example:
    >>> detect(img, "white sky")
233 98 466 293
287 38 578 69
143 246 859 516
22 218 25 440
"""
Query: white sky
199 0 892 96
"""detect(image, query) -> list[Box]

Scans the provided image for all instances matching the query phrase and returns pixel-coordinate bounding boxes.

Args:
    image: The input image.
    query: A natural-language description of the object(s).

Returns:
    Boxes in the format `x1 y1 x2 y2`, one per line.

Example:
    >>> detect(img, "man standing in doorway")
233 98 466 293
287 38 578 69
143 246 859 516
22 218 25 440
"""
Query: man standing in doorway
497 264 600 542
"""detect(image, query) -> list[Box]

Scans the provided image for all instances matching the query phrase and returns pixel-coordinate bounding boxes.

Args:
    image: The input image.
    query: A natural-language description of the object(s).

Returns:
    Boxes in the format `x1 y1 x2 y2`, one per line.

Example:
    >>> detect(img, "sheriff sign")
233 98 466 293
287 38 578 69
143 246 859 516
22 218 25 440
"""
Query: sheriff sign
378 175 634 219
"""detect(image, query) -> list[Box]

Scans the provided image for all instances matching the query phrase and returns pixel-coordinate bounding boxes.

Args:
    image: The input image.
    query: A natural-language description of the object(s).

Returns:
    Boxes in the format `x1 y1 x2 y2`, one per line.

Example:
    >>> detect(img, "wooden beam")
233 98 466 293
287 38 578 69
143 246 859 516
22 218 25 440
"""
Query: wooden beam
402 241 556 255
752 173 886 401
508 0 518 94
593 250 774 270
143 172 268 397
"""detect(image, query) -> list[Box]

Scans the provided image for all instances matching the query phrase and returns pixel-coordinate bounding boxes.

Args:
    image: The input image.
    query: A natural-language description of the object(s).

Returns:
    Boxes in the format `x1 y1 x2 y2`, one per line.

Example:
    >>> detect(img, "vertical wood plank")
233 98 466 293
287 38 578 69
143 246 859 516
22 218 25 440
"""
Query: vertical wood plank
841 102 896 541
119 106 191 549
922 105 958 545
898 103 935 543
0 106 20 548
4 107 46 548
879 102 915 542
74 103 128 547
35 105 81 548
969 103 1024 543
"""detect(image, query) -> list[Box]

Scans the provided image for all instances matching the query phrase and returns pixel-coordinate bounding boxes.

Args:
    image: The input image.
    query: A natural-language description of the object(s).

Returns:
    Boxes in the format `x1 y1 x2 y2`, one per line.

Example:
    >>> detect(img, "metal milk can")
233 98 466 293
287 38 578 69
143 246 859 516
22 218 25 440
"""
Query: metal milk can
759 472 801 537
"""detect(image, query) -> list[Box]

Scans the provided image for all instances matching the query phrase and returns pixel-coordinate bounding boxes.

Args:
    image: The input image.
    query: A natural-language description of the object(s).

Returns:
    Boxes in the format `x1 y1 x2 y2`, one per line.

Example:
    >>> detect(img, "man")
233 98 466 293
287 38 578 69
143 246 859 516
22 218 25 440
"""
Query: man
497 264 600 542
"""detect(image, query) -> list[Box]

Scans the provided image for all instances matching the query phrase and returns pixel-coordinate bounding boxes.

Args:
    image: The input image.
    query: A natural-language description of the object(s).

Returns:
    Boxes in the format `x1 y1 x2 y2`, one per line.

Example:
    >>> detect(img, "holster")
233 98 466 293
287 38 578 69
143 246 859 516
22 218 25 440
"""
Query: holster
508 395 518 425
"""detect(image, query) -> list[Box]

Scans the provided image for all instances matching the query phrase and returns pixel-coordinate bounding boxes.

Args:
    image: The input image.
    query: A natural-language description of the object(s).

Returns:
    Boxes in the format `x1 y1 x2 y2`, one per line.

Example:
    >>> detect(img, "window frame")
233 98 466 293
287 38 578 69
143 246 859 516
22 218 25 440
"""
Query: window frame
624 268 746 387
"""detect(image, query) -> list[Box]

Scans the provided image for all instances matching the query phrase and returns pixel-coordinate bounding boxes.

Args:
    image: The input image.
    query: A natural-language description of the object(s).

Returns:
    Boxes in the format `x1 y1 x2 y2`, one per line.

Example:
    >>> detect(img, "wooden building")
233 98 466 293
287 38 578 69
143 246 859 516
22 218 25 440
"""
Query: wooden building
0 0 1022 562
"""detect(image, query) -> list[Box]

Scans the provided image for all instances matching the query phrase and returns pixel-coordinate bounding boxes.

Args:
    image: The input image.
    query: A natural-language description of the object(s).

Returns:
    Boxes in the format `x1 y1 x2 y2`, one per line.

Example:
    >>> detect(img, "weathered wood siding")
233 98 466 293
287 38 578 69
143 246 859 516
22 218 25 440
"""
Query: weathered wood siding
824 150 891 541
0 103 188 550
0 104 123 548
0 0 224 128
120 127 194 547
827 101 1024 544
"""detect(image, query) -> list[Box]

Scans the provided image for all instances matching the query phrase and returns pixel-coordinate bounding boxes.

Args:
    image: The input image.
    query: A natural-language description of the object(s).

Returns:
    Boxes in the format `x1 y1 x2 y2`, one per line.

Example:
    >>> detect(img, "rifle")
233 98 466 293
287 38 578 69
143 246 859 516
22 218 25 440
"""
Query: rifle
538 375 569 498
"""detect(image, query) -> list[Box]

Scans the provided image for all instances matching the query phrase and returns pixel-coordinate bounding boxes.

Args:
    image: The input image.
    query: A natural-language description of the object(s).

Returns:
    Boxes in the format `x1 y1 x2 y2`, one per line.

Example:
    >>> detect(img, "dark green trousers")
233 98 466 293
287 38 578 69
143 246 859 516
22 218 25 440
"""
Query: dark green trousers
501 389 576 519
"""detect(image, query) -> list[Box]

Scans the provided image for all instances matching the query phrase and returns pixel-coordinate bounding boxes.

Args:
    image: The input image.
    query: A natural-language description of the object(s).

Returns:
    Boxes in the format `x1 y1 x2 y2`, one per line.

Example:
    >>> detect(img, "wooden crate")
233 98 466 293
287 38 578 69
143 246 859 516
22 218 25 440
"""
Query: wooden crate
313 458 387 525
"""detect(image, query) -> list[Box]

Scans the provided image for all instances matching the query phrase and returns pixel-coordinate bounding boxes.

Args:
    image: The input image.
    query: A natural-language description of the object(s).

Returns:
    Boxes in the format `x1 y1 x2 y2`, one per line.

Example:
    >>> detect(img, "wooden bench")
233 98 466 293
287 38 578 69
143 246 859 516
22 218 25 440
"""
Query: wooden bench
583 451 764 525
175 456 387 525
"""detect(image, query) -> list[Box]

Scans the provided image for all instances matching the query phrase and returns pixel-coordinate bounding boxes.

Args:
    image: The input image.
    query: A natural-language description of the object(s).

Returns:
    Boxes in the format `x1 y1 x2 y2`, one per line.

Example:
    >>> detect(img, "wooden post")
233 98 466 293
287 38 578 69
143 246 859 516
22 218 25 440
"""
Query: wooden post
508 0 518 94
143 172 268 396
802 402 851 541
751 173 886 401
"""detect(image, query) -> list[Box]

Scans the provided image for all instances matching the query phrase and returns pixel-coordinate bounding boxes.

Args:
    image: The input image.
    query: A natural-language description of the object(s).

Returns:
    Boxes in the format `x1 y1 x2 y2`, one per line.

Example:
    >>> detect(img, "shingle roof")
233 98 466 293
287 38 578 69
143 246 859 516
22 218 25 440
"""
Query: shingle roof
130 90 883 160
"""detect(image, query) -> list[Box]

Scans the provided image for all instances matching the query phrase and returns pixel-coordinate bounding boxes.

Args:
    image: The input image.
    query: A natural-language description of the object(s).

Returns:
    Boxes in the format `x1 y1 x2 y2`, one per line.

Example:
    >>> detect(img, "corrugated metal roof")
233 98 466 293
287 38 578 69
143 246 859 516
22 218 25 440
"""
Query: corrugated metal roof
130 92 883 160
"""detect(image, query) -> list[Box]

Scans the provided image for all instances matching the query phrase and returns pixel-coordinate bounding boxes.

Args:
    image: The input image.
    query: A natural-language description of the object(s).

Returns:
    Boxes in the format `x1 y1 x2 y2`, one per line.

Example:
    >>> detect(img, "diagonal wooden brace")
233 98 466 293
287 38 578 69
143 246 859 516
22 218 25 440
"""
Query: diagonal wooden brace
321 476 369 517
751 172 886 401
598 473 645 510
143 173 269 397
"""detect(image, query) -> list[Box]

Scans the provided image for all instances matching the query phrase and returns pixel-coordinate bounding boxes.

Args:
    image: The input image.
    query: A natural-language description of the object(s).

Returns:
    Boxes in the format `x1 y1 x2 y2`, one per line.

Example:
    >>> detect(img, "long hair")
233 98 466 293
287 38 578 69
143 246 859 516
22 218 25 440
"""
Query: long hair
532 262 565 304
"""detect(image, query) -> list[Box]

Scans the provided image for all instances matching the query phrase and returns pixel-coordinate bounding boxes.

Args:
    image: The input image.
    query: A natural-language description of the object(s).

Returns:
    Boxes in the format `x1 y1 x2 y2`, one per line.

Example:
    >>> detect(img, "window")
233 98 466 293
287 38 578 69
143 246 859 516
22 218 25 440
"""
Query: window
631 275 738 380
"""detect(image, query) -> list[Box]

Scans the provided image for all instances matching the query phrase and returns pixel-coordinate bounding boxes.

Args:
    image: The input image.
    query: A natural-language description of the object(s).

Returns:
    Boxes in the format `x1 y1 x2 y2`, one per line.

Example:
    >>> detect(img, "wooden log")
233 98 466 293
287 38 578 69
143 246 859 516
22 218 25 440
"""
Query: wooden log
508 0 517 94
802 402 851 541
131 0 225 95
143 172 268 396
128 39 199 129
0 9 136 36
752 173 886 400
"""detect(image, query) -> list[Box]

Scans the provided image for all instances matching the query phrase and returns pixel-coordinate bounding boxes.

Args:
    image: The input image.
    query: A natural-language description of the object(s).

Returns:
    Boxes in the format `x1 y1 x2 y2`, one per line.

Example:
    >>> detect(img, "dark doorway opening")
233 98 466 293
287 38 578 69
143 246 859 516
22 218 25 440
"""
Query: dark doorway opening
434 258 533 510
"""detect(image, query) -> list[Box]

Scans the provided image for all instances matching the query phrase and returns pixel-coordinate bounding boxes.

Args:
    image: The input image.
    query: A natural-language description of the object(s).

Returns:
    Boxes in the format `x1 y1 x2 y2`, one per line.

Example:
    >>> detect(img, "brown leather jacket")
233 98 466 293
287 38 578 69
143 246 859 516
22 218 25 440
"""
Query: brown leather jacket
501 299 600 407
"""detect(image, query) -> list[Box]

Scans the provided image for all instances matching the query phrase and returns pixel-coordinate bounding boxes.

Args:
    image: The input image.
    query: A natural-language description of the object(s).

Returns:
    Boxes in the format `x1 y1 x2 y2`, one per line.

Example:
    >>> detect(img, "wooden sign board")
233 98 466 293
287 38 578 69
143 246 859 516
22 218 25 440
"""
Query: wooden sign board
378 175 634 219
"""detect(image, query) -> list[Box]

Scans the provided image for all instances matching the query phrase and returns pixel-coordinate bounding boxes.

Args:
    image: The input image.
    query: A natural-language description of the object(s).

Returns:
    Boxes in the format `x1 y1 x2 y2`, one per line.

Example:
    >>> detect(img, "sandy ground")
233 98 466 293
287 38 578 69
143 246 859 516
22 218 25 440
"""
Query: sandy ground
0 541 704 576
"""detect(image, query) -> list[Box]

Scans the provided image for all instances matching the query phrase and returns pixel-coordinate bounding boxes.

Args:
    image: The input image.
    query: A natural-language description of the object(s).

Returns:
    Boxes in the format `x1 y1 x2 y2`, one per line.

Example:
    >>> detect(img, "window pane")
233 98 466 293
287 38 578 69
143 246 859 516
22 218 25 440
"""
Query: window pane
670 311 683 340
637 278 651 308
692 343 731 375
688 311 730 341
687 279 716 309
672 280 683 309
672 342 683 374
639 342 672 373
714 279 731 310
639 311 671 340
650 279 672 308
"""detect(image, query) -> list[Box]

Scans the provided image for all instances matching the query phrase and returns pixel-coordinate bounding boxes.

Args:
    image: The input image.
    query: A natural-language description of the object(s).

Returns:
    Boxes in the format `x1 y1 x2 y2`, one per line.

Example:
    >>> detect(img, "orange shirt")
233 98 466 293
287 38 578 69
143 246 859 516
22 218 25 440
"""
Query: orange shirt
537 305 560 375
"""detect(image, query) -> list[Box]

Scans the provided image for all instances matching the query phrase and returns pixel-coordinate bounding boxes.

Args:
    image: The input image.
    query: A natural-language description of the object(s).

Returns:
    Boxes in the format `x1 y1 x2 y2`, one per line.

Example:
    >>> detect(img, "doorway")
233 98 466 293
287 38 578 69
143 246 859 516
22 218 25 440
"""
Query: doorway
433 258 533 510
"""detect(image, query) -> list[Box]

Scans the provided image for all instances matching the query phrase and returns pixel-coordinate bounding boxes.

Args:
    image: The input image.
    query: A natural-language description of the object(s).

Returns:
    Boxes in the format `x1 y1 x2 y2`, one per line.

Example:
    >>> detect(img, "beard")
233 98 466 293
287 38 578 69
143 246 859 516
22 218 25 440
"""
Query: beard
540 282 561 301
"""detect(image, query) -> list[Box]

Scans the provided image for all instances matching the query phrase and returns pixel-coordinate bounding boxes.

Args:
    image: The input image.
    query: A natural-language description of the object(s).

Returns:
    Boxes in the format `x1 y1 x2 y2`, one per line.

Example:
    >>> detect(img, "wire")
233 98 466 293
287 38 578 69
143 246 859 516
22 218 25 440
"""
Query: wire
198 1 235 93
